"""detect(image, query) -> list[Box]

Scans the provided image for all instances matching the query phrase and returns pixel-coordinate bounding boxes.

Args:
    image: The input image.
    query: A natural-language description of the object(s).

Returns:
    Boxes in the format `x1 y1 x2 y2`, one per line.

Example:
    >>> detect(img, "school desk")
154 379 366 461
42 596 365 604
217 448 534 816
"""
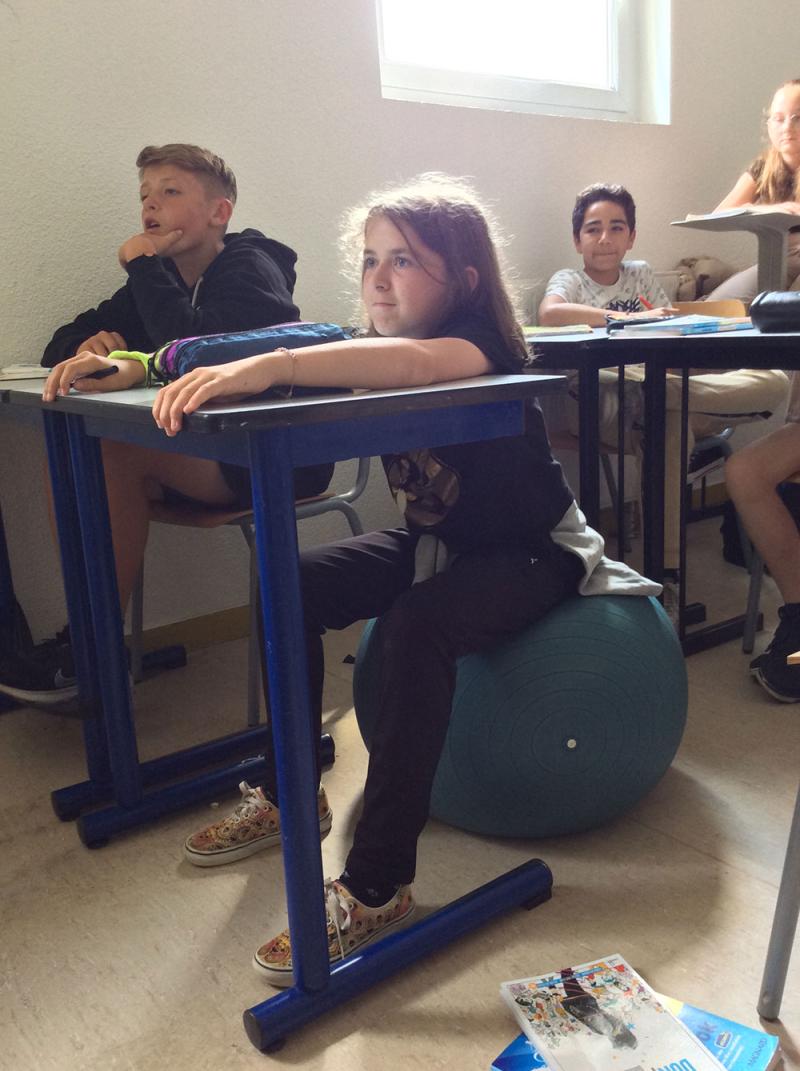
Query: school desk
533 326 800 654
2 371 564 1051
672 209 799 293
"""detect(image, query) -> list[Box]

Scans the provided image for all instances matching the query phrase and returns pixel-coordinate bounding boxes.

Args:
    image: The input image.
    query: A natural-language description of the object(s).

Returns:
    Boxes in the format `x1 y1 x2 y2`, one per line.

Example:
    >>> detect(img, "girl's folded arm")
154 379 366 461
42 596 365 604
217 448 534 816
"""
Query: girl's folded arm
152 335 493 434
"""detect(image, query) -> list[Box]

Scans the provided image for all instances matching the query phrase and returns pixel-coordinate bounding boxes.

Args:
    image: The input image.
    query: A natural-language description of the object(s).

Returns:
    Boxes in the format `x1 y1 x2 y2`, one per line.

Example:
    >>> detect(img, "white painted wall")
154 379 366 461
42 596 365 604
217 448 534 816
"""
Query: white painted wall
1 0 796 637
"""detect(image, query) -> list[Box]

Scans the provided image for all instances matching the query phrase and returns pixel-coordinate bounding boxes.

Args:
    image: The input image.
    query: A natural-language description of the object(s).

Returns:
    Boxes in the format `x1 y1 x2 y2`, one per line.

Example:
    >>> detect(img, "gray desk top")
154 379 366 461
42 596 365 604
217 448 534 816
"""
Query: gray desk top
2 373 565 434
672 209 800 236
533 326 800 372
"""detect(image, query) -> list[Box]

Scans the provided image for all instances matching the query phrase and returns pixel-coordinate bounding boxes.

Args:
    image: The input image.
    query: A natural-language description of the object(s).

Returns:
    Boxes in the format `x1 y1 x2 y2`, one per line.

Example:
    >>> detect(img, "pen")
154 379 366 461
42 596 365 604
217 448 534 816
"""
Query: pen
638 294 654 310
79 366 120 381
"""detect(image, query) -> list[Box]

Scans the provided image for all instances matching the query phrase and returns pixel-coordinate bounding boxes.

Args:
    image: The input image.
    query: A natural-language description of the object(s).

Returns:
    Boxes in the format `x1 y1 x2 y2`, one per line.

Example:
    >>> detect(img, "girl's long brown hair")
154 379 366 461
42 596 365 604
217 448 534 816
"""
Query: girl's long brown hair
341 173 528 366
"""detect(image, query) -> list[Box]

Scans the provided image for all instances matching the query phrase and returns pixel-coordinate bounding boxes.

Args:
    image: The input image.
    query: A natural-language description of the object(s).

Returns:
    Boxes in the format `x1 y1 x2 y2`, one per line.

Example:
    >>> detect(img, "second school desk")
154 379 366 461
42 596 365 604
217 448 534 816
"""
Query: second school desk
533 327 800 653
3 371 564 1052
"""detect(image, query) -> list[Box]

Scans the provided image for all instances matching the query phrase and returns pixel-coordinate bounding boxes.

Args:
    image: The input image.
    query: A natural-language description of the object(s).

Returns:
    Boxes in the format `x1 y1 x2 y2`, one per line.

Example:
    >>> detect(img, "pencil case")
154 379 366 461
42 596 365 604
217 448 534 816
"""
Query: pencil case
749 291 800 333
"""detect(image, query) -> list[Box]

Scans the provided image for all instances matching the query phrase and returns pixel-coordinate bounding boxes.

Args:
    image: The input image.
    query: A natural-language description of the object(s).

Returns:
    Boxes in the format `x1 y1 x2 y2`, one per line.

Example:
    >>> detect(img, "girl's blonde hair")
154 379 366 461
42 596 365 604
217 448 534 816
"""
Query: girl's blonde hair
341 173 527 364
754 79 800 204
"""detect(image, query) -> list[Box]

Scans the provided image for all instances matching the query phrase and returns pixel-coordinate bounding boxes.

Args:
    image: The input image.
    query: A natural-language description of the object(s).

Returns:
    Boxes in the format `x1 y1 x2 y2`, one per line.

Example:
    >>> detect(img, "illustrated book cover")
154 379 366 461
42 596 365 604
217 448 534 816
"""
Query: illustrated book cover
500 953 728 1071
656 994 781 1071
492 996 780 1071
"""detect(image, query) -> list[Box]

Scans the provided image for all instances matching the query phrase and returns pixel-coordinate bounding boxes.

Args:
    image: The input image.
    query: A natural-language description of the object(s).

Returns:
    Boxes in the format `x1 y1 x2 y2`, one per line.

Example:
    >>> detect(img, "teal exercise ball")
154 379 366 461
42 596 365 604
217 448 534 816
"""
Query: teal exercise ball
353 595 687 838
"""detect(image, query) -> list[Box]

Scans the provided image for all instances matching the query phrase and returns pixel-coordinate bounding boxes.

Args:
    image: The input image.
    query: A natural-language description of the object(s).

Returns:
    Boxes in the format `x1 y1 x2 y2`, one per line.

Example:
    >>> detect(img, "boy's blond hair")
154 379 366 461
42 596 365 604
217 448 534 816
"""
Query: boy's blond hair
136 143 237 204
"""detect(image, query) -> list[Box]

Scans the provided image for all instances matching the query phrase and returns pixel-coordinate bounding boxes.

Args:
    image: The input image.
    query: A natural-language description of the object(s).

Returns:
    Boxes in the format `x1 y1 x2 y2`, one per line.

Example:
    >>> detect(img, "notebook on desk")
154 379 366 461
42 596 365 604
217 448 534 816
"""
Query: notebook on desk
0 364 49 381
608 313 752 337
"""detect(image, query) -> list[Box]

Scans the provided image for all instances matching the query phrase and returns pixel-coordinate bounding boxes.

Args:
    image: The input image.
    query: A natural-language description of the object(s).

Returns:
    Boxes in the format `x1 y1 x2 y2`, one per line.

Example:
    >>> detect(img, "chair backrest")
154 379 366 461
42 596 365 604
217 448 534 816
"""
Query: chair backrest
673 299 747 318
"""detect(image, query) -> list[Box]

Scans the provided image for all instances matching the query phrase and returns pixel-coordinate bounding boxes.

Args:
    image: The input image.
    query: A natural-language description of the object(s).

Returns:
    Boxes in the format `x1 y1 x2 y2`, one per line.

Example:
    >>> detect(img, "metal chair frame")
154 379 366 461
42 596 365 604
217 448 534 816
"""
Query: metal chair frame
129 457 371 726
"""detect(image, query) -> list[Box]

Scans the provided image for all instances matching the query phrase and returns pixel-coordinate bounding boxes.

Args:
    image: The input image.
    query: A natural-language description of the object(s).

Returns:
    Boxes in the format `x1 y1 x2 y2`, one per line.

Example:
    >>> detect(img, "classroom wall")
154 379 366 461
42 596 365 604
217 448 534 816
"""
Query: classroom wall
1 0 796 637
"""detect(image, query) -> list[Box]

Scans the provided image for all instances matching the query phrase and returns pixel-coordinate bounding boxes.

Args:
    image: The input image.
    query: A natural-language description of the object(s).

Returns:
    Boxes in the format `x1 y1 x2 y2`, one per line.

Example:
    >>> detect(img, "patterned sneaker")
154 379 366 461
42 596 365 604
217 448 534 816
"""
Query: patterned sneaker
253 877 415 987
184 782 332 867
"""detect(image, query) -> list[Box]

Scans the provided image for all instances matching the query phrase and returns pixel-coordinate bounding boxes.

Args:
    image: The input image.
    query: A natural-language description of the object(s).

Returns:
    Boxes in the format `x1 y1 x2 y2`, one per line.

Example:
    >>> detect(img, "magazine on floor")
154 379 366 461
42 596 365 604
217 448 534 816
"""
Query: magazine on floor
500 953 728 1071
492 993 781 1071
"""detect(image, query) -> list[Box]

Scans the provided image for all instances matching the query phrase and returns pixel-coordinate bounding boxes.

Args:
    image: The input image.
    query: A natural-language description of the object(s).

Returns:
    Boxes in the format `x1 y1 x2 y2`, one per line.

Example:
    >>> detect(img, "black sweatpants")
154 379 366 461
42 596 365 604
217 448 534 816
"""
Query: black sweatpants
262 527 584 888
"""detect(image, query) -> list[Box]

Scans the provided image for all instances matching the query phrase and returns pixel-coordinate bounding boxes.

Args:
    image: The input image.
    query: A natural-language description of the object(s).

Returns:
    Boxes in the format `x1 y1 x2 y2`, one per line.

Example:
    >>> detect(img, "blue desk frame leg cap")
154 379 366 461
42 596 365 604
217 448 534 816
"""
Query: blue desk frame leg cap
243 857 552 1052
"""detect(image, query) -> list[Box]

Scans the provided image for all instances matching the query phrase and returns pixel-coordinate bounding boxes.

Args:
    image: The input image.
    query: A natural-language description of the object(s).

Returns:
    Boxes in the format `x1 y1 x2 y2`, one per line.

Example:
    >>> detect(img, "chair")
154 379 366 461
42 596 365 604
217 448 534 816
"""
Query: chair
129 456 371 725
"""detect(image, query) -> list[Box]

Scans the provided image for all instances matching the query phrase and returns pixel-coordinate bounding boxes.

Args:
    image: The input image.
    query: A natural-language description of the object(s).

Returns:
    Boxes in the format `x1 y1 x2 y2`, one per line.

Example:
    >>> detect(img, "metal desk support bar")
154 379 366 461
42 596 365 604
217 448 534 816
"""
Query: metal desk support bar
758 778 800 1020
244 858 553 1051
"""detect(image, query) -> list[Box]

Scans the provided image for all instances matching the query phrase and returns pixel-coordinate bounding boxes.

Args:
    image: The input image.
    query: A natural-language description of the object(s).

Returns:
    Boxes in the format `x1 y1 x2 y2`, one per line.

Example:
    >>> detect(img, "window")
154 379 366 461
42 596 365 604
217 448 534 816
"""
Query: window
376 0 671 125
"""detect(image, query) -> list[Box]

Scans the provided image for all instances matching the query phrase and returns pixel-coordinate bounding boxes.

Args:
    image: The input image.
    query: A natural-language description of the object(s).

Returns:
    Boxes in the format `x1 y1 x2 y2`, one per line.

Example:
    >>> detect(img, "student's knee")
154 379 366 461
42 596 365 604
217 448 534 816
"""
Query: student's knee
725 449 768 501
100 438 146 483
380 587 457 665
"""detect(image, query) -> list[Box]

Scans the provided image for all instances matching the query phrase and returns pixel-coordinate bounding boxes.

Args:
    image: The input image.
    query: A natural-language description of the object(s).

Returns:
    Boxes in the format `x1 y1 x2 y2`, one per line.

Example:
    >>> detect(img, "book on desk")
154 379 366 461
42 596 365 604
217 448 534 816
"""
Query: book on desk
523 325 594 338
608 313 752 337
0 364 49 381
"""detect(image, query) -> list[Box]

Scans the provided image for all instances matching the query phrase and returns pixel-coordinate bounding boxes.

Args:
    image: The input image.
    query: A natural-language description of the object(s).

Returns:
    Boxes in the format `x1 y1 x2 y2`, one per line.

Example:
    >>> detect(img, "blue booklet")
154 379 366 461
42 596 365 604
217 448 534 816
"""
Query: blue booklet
608 313 752 337
493 991 780 1071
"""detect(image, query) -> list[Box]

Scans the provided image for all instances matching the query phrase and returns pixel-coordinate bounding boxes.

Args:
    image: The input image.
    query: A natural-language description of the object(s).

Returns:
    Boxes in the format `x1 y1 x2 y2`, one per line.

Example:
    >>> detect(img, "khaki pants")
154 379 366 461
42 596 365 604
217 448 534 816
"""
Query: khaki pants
566 366 790 569
708 242 800 421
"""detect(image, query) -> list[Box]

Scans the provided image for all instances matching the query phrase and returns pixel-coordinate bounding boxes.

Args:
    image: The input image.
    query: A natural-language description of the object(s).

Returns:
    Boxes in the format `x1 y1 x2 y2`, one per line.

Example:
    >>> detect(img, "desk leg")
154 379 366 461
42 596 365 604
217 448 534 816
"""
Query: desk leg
0 504 15 636
0 504 24 713
758 778 800 1021
65 414 142 808
247 428 330 992
244 859 552 1051
756 231 788 296
643 360 667 582
243 429 554 1051
577 367 601 528
42 412 110 786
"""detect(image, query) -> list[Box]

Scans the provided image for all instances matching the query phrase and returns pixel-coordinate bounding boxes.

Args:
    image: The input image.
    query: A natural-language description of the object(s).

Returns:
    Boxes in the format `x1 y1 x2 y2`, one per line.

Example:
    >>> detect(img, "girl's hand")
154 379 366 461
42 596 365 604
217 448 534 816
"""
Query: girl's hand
43 352 145 402
771 201 800 215
152 355 276 436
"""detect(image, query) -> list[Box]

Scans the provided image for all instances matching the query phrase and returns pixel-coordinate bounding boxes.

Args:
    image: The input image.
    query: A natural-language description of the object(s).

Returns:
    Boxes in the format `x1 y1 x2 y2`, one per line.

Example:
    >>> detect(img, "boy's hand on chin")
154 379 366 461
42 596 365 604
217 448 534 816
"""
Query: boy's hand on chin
74 330 127 357
118 229 183 268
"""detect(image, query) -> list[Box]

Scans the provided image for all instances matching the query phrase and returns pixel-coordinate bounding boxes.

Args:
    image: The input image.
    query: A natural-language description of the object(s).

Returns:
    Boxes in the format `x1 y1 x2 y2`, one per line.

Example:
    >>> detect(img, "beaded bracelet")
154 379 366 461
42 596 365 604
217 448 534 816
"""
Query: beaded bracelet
273 346 298 396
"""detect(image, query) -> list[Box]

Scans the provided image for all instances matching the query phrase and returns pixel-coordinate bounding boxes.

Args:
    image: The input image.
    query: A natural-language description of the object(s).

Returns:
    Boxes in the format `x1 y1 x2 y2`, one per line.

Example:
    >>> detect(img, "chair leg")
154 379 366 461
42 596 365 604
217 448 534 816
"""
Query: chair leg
743 552 765 655
600 453 631 553
337 501 364 538
130 565 144 683
758 777 800 1020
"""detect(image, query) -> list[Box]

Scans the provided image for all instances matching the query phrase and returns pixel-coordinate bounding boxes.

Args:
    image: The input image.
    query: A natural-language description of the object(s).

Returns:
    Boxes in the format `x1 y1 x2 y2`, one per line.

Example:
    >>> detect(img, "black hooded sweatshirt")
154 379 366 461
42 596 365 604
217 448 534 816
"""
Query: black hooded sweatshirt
41 228 300 367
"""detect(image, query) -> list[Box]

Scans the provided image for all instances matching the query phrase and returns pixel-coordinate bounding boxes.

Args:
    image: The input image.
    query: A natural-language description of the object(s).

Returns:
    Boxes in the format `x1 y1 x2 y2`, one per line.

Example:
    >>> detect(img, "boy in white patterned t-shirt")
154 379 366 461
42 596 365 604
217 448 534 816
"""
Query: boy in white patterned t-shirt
539 183 788 617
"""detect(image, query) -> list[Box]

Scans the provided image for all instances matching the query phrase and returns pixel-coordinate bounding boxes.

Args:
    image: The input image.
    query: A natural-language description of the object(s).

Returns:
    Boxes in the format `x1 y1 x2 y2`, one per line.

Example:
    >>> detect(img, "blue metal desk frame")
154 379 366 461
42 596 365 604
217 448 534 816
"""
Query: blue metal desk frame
3 374 562 1051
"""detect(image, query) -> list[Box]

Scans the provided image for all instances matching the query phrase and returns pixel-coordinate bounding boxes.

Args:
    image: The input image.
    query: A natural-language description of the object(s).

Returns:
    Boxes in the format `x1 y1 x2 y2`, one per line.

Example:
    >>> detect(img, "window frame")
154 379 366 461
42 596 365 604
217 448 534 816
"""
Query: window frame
375 0 671 126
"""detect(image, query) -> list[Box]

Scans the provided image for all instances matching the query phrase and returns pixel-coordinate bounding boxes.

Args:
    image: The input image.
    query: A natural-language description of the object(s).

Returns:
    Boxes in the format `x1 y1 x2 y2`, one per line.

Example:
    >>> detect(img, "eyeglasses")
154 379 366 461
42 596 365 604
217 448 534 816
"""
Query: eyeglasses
768 113 800 128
